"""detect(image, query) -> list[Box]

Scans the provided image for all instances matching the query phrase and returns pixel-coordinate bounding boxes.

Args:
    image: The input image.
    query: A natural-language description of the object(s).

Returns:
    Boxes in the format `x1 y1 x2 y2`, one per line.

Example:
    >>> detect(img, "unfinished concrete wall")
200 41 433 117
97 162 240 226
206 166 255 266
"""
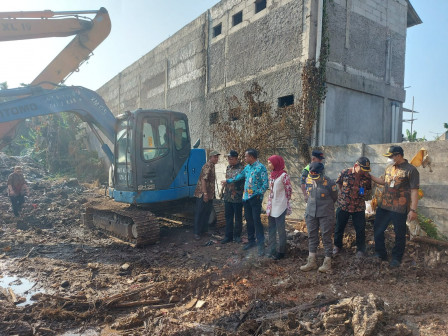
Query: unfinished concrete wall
96 0 416 149
97 15 208 144
322 0 409 146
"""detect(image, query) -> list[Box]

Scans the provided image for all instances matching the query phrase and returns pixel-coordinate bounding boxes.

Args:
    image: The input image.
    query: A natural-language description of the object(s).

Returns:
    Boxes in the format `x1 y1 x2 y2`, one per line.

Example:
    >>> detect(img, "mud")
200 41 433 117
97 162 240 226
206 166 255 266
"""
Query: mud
1 154 448 335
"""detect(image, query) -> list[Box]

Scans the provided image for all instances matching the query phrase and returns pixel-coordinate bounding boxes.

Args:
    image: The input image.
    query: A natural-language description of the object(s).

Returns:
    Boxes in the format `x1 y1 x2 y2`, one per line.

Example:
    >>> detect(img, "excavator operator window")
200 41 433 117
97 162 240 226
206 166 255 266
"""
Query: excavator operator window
174 119 188 151
142 117 169 161
116 121 131 164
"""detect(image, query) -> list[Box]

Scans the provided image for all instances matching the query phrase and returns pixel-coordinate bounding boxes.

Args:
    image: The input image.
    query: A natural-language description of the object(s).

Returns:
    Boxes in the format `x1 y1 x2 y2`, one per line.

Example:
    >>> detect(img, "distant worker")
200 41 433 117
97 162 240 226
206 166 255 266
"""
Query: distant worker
300 150 325 202
300 162 338 273
221 150 244 244
193 150 220 240
266 155 293 260
223 149 269 256
333 157 372 258
369 146 420 268
7 166 28 217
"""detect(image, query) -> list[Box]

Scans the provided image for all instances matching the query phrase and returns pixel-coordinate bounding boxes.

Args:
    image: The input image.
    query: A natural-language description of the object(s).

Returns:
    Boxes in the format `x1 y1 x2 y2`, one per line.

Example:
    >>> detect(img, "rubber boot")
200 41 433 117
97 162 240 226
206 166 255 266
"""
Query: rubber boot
318 256 332 273
300 255 318 272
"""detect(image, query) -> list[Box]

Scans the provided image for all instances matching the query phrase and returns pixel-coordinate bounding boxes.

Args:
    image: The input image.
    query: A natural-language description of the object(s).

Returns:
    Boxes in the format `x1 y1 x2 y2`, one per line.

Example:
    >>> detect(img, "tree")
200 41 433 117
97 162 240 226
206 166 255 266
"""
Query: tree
0 82 7 90
210 82 287 163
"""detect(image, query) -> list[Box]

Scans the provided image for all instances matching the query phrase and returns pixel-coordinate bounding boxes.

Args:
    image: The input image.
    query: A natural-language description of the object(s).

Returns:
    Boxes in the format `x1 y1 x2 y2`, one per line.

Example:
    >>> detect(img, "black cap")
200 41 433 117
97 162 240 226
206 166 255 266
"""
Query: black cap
383 146 404 158
356 156 371 172
309 162 324 179
311 150 325 160
227 150 238 157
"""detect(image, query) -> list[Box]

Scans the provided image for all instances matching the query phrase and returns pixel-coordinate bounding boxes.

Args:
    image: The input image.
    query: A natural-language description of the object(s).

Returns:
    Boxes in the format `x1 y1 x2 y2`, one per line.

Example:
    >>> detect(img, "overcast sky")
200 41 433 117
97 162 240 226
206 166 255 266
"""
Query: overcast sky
0 0 445 140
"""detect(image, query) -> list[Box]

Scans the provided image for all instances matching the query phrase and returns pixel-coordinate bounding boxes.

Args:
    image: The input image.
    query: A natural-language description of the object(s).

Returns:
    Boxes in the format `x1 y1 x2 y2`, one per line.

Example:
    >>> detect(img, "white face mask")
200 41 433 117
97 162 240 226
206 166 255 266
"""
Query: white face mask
387 158 394 164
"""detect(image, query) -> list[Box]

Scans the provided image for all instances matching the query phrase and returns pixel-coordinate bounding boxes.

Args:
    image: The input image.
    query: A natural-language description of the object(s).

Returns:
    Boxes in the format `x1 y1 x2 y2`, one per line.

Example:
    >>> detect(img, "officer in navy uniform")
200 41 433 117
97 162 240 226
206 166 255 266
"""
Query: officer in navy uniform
300 162 338 273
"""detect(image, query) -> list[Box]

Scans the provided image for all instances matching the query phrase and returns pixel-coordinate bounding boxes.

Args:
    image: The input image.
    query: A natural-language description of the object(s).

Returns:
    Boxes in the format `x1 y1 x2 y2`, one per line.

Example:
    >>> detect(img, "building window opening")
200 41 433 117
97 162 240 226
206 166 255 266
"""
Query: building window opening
255 0 267 13
209 112 219 125
213 23 222 37
278 95 294 108
232 11 243 26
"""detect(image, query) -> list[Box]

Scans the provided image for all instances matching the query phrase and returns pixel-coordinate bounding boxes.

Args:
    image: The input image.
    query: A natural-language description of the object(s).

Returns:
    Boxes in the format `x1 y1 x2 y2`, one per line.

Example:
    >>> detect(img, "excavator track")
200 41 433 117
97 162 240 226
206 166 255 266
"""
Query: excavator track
84 198 160 247
83 197 225 246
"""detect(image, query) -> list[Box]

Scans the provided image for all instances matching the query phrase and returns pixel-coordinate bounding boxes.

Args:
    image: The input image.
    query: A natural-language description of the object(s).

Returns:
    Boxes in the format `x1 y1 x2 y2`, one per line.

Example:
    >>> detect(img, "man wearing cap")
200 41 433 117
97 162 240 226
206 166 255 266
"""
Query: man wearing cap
193 150 220 240
333 157 372 257
222 148 269 256
369 146 420 267
221 150 244 244
7 166 28 217
300 150 325 202
300 162 338 273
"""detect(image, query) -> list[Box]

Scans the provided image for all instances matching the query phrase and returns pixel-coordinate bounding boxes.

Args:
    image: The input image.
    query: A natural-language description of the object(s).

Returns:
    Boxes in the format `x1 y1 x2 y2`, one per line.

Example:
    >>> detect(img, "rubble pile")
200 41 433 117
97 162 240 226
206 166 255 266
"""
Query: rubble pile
0 153 91 231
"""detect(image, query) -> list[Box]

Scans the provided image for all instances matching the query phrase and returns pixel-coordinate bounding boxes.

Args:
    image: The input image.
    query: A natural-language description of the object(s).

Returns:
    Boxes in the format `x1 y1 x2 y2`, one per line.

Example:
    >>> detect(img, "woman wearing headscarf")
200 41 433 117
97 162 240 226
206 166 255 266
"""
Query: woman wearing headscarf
266 155 292 260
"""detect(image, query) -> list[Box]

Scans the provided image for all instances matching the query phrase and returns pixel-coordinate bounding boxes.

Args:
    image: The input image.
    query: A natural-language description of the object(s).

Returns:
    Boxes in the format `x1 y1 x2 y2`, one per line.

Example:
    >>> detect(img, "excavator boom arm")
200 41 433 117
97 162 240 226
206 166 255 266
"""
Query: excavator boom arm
0 86 116 161
0 7 111 150
0 18 92 41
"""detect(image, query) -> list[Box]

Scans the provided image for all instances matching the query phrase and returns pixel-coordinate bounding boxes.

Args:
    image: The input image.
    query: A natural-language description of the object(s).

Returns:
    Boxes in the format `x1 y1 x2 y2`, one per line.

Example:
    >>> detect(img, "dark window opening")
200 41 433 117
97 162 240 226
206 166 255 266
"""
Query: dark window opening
232 11 243 26
213 23 222 37
255 0 267 13
278 95 294 108
209 112 219 125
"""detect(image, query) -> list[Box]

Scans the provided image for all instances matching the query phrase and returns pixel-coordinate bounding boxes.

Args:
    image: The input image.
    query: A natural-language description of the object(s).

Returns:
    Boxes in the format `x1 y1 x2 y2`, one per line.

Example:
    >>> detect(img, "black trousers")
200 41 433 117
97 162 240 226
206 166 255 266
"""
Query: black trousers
334 208 366 252
374 207 407 262
243 196 264 245
10 195 25 217
194 196 213 235
224 201 243 240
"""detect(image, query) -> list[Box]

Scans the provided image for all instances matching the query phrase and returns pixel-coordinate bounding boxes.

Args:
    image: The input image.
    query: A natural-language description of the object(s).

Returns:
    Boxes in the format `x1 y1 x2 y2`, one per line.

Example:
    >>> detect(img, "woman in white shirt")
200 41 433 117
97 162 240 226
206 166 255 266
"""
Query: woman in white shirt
266 155 292 260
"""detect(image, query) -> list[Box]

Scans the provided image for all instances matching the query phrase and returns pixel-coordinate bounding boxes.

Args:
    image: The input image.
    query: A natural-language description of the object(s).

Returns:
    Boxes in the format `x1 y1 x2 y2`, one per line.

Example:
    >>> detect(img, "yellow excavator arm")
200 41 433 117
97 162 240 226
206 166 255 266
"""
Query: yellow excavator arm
0 8 111 149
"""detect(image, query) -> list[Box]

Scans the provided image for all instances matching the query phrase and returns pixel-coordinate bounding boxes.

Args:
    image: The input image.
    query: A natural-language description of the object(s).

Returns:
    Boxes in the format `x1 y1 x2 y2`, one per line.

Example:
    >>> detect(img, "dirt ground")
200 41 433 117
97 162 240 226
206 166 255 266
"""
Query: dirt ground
1 154 448 336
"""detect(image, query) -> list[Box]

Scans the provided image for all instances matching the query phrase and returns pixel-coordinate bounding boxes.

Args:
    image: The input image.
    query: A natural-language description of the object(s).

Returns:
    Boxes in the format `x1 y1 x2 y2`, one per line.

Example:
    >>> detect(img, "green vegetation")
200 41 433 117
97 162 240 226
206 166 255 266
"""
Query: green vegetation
418 212 447 241
405 129 426 142
4 113 107 183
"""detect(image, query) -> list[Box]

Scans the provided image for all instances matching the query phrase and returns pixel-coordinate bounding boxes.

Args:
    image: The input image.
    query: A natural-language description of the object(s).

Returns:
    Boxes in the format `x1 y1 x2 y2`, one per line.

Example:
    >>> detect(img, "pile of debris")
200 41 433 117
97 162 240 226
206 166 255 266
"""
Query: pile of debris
0 153 94 231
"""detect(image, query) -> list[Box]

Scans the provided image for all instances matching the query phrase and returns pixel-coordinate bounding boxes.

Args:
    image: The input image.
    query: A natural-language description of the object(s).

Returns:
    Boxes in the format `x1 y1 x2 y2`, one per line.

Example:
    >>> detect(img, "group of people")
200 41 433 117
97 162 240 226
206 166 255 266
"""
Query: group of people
193 148 291 260
193 145 420 271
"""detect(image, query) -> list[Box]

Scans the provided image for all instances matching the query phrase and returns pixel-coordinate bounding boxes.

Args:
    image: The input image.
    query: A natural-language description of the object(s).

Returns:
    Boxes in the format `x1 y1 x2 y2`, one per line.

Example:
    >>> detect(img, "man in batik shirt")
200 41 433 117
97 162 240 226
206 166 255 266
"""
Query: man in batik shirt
370 146 419 268
193 150 220 240
333 157 372 257
221 150 244 244
223 148 269 256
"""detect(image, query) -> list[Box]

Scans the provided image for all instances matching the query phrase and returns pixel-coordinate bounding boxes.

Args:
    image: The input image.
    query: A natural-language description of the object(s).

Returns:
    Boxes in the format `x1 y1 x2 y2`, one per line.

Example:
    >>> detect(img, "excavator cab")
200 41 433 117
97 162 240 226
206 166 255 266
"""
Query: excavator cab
111 109 205 205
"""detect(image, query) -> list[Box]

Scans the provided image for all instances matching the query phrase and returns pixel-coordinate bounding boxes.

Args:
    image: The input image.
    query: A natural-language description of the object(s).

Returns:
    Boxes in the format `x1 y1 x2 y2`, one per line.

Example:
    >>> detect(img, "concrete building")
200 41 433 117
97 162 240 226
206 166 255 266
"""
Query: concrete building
97 0 421 147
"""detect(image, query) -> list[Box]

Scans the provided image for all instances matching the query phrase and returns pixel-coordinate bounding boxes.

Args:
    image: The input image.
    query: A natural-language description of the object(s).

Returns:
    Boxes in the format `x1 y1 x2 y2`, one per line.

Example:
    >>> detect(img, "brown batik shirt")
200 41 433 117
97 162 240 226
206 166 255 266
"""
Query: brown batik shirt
194 160 216 199
379 160 419 214
223 162 244 203
336 168 372 213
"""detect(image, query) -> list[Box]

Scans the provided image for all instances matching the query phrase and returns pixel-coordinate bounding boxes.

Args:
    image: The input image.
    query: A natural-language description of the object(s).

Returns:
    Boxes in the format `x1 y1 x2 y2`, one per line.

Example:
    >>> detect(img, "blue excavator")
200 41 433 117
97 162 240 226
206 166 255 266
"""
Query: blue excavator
0 7 217 246
0 85 209 246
